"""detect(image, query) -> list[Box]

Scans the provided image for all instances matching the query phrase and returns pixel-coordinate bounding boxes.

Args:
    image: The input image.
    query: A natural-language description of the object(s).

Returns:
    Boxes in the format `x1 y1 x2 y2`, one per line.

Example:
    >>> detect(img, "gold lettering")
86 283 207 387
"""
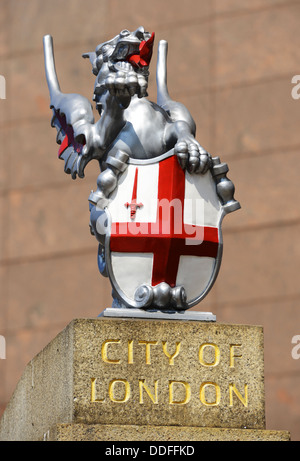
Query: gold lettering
139 379 159 404
199 343 220 367
199 382 221 406
101 339 121 364
230 344 242 368
90 378 105 403
128 340 134 364
169 380 191 405
229 383 248 407
162 341 181 365
108 379 131 403
138 340 158 364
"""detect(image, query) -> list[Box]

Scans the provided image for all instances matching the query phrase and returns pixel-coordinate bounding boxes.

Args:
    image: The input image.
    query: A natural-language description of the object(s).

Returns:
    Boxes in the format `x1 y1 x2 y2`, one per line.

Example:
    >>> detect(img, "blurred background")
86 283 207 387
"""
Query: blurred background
0 0 300 440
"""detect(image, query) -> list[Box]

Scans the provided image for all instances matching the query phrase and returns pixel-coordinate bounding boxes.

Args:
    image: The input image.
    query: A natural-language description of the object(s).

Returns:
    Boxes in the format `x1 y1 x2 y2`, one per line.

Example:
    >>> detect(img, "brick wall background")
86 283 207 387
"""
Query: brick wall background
0 0 300 440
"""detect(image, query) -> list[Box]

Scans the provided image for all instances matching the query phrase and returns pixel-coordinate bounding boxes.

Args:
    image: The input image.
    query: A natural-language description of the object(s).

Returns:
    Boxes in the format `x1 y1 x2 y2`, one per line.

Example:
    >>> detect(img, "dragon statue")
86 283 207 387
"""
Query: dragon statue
43 27 240 314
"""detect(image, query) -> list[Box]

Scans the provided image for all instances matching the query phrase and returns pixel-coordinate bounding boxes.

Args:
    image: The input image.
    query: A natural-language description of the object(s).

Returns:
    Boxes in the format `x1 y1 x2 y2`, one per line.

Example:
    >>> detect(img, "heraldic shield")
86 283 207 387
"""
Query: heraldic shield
99 150 227 311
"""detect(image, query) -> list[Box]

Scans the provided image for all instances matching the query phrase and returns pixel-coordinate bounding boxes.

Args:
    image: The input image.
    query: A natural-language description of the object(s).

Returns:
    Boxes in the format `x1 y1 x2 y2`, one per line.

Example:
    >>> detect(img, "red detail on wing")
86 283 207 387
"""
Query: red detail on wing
58 133 69 157
55 111 85 158
127 32 155 68
110 155 219 287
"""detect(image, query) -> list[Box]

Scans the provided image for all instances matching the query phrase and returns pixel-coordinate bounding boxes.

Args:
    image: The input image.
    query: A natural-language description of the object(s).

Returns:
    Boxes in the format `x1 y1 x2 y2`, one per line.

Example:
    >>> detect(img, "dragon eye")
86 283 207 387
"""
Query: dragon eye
115 44 129 59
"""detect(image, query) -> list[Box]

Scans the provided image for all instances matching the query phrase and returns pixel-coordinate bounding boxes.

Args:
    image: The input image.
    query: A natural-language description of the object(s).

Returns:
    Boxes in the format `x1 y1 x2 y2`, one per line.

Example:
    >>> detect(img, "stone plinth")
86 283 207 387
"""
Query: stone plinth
46 424 290 442
0 317 290 441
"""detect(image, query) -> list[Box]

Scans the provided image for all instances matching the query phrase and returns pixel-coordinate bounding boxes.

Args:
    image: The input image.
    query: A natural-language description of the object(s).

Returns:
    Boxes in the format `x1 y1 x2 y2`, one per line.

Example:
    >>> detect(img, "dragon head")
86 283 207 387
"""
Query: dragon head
83 27 155 111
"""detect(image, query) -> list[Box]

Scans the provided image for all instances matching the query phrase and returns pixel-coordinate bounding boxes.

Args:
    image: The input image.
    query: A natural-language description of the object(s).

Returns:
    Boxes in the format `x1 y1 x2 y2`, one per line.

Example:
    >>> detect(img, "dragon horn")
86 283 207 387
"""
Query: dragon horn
43 34 61 104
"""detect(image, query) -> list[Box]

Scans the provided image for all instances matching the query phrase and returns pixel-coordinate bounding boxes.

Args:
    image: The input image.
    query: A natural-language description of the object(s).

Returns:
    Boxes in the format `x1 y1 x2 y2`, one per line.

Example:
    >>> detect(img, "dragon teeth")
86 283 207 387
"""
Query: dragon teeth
117 61 132 71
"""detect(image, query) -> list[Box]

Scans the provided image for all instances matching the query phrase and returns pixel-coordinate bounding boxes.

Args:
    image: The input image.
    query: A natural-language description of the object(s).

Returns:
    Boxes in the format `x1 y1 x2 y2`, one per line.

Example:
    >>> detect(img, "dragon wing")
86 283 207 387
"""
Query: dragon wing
156 40 196 135
43 34 97 179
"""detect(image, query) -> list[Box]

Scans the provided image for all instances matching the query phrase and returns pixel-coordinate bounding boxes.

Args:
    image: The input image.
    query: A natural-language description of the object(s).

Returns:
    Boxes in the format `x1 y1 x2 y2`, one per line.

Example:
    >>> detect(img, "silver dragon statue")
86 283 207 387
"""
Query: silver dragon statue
43 27 240 315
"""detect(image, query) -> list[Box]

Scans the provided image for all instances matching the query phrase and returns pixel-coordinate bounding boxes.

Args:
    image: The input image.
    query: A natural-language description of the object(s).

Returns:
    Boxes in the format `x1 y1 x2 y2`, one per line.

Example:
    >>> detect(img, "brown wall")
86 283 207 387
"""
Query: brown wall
0 0 300 440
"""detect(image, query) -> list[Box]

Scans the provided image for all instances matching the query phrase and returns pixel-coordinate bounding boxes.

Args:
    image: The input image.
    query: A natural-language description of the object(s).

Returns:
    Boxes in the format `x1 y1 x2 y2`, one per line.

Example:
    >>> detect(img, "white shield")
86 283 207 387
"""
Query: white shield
104 150 224 310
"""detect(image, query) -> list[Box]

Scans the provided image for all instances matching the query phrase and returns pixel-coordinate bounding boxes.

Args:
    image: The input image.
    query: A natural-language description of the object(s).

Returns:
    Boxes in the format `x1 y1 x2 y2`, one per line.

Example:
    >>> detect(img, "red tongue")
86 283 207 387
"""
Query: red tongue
128 32 155 68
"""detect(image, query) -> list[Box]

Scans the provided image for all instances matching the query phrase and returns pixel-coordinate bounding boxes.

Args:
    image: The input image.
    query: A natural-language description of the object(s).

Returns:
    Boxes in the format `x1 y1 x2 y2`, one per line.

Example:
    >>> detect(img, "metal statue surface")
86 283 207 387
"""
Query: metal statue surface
43 27 240 313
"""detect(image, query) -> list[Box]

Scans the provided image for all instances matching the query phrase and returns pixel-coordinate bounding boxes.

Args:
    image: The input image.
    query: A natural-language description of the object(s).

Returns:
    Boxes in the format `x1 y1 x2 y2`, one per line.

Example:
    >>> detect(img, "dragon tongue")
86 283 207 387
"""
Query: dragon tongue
128 32 155 68
139 32 155 65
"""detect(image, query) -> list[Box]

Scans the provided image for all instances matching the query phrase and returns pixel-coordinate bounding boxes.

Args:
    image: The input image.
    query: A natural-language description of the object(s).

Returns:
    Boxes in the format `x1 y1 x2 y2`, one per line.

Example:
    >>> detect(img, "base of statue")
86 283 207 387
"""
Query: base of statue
100 307 216 321
45 423 289 441
0 317 290 441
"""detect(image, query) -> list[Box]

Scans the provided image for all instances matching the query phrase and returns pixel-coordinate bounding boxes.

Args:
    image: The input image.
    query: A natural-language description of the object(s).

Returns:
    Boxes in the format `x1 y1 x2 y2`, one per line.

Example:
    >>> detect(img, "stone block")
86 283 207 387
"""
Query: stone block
3 324 67 402
46 423 290 441
0 318 268 441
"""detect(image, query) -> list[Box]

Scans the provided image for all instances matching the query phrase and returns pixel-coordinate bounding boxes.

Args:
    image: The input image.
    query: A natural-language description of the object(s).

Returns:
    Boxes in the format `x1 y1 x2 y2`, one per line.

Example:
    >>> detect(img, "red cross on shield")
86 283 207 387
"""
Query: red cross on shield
104 152 223 309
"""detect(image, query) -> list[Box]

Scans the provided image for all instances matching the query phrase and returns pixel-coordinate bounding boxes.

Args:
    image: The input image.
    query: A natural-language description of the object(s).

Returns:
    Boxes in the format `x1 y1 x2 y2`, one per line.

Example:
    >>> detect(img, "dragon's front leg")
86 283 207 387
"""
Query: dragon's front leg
166 120 212 174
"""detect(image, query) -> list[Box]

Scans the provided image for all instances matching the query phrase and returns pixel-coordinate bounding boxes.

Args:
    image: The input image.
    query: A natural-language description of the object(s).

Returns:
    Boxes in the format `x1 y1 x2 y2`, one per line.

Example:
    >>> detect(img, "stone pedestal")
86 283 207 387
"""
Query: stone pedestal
0 317 290 441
